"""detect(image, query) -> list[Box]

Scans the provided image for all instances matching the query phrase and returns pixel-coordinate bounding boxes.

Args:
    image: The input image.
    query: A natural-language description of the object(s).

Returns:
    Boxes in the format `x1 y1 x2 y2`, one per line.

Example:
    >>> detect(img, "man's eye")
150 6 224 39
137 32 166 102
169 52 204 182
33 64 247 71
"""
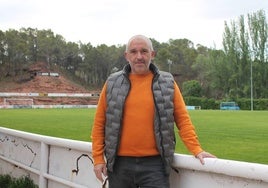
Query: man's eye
129 49 148 54
142 49 148 53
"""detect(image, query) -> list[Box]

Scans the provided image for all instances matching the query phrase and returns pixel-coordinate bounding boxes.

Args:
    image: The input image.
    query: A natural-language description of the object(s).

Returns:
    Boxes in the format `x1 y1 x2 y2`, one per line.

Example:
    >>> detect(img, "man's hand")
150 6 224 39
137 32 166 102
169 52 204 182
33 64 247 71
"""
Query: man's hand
196 151 217 165
94 163 107 182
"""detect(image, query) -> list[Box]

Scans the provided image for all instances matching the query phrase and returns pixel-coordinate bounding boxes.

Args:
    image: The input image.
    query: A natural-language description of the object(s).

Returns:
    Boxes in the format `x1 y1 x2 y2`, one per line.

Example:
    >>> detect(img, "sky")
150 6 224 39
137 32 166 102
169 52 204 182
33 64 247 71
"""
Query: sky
1 0 267 49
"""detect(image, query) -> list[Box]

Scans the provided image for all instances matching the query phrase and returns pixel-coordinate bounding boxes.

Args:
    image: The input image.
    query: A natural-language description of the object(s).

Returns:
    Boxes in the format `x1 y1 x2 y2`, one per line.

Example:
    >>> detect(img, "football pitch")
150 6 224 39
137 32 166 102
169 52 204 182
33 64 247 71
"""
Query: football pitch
0 108 267 165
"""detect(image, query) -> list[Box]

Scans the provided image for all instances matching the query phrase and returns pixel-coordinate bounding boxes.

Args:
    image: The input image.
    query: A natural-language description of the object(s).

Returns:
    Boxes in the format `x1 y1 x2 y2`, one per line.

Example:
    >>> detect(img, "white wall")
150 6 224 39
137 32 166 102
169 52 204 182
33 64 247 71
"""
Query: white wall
0 127 268 188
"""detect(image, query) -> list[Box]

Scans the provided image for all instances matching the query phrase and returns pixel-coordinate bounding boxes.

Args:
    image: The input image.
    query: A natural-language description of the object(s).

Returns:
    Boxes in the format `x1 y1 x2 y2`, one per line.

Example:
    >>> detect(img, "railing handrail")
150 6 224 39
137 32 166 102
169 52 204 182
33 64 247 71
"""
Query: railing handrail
1 126 268 188
0 127 91 151
173 153 268 183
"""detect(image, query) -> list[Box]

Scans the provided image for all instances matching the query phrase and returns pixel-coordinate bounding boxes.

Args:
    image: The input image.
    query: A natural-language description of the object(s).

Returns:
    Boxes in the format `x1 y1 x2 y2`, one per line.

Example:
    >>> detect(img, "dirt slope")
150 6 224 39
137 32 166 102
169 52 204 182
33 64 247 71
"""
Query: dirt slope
0 62 99 105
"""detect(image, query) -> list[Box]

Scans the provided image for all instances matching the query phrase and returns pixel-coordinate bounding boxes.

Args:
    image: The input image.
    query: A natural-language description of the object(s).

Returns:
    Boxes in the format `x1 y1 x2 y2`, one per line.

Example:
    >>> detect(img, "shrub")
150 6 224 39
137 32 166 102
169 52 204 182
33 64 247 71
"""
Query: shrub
182 80 202 97
0 174 38 188
184 97 268 110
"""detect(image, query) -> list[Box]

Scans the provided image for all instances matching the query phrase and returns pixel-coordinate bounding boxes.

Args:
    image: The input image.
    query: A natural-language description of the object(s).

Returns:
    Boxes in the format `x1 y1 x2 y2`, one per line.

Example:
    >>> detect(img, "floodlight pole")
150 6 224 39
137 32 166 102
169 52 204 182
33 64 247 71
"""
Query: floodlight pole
167 59 172 73
250 59 253 111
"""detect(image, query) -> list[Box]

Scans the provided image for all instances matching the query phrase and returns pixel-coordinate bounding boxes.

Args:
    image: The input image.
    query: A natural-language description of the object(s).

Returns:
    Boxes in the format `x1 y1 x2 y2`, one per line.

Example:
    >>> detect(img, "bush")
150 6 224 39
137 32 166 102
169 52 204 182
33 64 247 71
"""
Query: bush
184 97 268 110
237 98 268 110
184 97 217 109
0 174 38 188
182 80 202 97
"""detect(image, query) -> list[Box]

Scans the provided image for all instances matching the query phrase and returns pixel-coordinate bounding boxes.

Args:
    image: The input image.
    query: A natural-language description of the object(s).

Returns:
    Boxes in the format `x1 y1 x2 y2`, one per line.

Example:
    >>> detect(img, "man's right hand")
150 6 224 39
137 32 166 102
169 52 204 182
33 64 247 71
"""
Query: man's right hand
94 163 107 182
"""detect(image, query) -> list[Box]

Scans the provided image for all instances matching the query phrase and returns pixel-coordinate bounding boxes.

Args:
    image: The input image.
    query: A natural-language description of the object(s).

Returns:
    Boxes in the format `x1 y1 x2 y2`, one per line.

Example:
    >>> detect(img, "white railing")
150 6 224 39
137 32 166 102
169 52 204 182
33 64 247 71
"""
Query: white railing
0 127 268 188
0 104 97 109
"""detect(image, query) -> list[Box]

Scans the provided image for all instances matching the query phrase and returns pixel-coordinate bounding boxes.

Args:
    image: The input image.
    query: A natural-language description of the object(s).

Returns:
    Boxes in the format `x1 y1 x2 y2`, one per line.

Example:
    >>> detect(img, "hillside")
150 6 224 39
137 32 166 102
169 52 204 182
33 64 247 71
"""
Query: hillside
0 62 99 105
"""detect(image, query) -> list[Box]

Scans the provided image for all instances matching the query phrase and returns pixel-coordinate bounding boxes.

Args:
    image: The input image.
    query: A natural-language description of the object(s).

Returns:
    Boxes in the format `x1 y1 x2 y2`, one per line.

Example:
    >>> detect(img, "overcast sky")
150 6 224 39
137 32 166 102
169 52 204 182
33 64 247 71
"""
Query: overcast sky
1 0 267 49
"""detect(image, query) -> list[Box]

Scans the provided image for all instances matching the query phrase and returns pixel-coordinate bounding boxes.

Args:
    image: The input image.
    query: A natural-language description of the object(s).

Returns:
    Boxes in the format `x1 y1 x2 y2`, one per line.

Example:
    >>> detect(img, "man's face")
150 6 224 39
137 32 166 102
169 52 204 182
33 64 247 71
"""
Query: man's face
124 38 155 74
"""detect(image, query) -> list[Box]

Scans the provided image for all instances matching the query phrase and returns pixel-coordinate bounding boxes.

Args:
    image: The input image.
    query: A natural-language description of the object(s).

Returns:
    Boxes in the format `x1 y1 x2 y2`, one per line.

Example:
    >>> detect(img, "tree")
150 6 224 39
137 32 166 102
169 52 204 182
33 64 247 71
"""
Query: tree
4 29 29 77
223 20 242 99
0 15 267 98
248 9 268 98
237 15 251 97
182 80 202 97
166 39 198 84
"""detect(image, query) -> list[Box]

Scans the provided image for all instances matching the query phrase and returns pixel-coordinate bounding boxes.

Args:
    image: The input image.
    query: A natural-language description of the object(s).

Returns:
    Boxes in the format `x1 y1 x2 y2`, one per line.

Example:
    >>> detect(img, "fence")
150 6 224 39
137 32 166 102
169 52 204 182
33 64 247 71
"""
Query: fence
0 127 268 188
0 104 97 109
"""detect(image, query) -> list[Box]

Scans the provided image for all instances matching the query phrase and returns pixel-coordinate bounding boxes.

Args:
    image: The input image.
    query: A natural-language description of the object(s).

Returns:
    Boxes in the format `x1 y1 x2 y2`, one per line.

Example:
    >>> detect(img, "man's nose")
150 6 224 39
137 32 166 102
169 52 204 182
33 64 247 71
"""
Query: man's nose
137 52 142 58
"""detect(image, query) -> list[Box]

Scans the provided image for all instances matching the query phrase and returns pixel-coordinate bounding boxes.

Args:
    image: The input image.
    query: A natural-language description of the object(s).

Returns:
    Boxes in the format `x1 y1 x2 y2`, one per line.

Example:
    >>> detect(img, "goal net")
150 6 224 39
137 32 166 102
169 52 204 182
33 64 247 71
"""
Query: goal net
4 98 34 108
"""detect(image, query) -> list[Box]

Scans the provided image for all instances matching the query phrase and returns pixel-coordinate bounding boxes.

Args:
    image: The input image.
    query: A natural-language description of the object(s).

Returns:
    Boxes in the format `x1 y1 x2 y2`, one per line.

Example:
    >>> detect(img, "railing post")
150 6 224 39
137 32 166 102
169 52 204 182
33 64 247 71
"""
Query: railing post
39 142 49 188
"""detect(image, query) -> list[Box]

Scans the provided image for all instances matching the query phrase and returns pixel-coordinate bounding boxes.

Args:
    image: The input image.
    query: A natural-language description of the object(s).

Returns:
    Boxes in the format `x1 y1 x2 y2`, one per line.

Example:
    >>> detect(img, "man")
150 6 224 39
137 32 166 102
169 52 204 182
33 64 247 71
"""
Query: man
91 35 216 188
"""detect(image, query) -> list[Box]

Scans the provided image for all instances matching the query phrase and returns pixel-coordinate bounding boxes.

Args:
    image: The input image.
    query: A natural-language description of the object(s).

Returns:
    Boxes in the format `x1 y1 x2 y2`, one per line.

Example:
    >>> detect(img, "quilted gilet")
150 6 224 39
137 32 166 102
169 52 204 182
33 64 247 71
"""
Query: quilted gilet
105 63 175 174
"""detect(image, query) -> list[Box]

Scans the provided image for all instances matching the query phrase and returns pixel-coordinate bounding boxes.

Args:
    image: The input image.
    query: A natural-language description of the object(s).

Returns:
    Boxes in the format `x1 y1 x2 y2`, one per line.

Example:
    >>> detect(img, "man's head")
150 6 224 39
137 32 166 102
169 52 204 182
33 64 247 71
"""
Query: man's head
124 35 155 74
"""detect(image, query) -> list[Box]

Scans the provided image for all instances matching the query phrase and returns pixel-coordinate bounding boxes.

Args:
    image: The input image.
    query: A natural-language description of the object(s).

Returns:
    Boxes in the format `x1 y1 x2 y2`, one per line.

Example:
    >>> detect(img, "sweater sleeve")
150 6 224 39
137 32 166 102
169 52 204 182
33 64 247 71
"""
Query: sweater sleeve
91 83 107 165
173 82 203 156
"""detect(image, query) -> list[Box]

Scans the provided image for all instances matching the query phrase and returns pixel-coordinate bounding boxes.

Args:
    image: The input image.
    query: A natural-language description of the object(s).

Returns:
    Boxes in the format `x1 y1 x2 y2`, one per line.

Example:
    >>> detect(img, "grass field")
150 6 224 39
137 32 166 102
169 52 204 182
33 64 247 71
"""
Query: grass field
0 108 267 165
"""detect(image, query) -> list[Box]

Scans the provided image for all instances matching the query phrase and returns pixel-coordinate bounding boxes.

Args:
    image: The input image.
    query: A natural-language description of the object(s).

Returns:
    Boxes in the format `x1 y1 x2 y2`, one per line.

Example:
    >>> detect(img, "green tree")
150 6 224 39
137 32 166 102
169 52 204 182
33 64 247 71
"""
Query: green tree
4 29 29 77
182 80 202 97
237 15 251 97
167 39 198 84
248 9 268 98
223 20 242 99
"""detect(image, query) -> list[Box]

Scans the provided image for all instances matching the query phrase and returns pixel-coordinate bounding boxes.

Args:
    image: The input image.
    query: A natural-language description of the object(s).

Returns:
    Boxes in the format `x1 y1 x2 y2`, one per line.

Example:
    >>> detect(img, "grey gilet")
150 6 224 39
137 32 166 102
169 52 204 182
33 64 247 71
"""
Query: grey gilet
105 63 175 174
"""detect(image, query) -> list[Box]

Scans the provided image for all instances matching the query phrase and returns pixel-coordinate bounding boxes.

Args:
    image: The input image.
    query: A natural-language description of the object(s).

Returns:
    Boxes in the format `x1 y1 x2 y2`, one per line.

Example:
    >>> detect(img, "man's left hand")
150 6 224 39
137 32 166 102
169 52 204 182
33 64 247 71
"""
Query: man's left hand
196 151 217 165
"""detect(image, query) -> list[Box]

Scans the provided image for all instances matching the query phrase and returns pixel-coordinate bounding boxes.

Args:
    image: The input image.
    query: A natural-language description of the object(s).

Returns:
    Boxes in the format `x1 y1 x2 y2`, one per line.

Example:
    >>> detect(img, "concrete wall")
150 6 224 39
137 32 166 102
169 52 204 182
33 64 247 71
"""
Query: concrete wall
0 127 268 188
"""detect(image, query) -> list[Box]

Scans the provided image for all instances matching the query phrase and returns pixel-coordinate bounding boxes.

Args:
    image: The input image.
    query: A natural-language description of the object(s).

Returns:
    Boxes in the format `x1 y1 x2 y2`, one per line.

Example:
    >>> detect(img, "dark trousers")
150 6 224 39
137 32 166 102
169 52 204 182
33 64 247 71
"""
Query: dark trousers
108 155 170 188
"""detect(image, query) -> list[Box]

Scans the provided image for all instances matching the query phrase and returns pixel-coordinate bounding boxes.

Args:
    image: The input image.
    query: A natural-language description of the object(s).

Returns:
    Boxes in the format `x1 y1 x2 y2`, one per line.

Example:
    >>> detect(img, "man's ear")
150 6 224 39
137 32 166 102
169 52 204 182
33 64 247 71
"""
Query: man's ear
151 51 156 59
124 52 128 61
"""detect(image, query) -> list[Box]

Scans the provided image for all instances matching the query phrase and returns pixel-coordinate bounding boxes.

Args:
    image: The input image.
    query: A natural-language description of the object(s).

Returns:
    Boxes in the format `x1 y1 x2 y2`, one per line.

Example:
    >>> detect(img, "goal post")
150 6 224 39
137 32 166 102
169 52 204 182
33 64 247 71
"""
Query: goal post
4 98 34 108
186 105 201 110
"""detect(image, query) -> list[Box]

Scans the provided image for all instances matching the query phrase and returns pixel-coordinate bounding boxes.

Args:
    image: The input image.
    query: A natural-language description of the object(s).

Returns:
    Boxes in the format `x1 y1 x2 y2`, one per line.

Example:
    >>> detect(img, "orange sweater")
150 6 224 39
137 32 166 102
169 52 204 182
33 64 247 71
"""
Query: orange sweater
91 72 203 165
